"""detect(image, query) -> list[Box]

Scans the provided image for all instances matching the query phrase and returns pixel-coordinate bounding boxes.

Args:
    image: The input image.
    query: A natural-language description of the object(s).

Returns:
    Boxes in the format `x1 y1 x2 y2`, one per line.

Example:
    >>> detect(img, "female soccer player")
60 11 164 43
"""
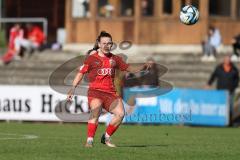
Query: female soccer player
67 31 151 147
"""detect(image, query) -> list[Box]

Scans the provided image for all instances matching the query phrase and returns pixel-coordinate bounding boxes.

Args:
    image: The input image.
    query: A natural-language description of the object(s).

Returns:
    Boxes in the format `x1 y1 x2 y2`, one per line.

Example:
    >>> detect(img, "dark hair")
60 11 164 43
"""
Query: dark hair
209 25 215 32
98 31 112 41
86 31 112 55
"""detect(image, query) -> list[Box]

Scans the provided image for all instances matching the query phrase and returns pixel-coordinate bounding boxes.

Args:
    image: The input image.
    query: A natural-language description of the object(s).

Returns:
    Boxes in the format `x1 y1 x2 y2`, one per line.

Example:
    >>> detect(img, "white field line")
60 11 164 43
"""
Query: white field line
0 133 39 140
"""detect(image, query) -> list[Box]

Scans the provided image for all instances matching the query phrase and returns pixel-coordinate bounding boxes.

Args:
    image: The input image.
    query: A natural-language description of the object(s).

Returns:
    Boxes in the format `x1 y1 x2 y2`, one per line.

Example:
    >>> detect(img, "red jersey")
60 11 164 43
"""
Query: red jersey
79 52 129 93
8 27 24 50
28 26 45 45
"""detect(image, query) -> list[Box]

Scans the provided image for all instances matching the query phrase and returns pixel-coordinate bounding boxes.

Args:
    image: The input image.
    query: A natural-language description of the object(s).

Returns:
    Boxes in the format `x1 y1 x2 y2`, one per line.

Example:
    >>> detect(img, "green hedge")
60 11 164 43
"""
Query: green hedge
0 29 7 48
0 29 7 55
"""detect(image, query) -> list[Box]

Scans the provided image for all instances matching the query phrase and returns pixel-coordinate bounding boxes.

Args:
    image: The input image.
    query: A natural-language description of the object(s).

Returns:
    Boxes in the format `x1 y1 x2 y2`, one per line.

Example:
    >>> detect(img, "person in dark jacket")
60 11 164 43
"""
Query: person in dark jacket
206 55 239 124
207 55 239 94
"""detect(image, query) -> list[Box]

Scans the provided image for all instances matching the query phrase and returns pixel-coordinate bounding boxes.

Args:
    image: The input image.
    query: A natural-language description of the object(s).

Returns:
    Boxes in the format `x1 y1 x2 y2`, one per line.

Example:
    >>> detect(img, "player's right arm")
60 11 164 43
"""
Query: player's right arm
205 65 218 89
67 56 91 101
67 72 84 101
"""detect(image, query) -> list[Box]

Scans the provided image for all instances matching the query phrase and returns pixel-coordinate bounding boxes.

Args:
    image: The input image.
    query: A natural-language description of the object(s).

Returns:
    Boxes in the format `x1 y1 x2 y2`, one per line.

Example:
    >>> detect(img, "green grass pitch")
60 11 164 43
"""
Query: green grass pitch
0 122 239 160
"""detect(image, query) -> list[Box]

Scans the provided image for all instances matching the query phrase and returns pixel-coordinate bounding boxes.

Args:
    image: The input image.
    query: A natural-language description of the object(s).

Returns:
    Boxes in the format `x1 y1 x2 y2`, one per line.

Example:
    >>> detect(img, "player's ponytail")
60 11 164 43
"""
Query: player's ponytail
86 31 112 55
86 39 99 55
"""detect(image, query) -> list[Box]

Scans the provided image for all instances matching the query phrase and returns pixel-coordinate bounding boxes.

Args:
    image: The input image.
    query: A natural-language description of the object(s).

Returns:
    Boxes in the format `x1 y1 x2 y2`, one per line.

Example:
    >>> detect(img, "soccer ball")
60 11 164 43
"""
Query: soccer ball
180 5 199 25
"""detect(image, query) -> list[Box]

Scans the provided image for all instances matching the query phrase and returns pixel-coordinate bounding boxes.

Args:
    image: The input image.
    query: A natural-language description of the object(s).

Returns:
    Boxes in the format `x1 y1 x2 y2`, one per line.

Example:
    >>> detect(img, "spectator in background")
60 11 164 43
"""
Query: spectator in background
0 23 24 65
26 24 45 47
15 23 45 56
99 3 114 17
201 26 222 62
206 55 239 124
8 24 24 54
82 0 90 17
231 34 240 62
141 0 153 16
124 8 133 16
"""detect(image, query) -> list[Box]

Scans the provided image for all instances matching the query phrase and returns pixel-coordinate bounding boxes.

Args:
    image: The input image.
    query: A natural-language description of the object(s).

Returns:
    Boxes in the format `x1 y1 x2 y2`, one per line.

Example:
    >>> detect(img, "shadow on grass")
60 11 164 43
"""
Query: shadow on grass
118 144 168 148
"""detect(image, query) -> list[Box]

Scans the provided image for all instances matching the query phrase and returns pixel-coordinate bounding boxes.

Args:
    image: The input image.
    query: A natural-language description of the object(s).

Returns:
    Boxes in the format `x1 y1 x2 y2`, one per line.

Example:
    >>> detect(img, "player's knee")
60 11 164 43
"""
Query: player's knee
88 118 98 124
89 108 101 120
116 110 125 120
89 112 100 120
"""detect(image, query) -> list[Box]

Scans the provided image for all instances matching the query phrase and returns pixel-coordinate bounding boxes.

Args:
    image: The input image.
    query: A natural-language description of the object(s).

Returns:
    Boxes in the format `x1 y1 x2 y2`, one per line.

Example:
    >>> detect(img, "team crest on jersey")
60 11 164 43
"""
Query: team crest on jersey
109 58 116 67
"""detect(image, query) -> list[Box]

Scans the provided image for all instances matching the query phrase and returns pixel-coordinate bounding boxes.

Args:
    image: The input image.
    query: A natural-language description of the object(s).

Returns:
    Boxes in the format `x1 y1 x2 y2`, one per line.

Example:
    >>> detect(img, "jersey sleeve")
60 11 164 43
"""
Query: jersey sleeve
79 56 91 74
115 55 129 71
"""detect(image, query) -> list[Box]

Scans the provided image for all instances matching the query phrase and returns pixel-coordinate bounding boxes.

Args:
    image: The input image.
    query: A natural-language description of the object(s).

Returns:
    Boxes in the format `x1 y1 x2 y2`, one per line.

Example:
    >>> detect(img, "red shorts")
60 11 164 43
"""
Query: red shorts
87 89 120 112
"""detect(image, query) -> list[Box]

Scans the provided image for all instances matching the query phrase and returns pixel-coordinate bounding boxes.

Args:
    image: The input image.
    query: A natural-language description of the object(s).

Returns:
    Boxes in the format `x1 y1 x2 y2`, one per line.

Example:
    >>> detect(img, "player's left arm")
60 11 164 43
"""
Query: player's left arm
116 55 152 73
126 63 151 73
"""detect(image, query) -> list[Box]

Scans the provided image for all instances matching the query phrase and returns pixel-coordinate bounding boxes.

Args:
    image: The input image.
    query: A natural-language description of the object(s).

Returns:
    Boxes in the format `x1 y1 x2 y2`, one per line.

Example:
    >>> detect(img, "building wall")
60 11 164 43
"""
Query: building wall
65 0 240 45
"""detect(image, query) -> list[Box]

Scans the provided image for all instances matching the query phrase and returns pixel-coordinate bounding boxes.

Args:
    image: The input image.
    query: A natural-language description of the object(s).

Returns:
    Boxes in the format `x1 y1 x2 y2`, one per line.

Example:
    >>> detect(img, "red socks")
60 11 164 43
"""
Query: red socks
106 124 119 137
87 123 119 138
87 123 98 138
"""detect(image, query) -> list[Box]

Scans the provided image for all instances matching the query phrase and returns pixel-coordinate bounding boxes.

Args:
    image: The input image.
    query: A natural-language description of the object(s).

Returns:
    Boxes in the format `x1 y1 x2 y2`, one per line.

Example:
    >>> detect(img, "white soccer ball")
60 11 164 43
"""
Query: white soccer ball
180 5 199 25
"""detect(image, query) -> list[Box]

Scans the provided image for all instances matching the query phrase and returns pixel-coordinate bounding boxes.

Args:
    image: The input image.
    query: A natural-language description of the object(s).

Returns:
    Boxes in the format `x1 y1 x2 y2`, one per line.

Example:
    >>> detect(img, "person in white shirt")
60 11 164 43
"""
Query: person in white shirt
201 26 222 62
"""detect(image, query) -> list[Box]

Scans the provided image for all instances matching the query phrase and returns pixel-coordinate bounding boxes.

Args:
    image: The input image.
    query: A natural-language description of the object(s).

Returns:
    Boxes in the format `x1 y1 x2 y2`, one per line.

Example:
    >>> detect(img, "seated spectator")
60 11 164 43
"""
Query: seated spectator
99 3 114 17
0 23 24 65
231 34 240 61
15 23 45 56
141 0 153 16
201 26 222 62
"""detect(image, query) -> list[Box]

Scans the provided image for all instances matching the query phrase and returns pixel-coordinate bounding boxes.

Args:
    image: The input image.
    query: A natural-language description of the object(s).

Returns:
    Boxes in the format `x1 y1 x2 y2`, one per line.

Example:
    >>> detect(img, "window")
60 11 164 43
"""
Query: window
98 0 115 17
141 0 154 16
209 0 231 16
163 0 172 14
72 0 90 18
121 0 134 16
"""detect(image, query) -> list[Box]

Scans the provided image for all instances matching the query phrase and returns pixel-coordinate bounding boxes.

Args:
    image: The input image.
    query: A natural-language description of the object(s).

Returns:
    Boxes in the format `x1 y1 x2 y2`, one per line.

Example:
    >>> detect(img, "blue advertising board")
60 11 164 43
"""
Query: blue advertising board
123 88 229 126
